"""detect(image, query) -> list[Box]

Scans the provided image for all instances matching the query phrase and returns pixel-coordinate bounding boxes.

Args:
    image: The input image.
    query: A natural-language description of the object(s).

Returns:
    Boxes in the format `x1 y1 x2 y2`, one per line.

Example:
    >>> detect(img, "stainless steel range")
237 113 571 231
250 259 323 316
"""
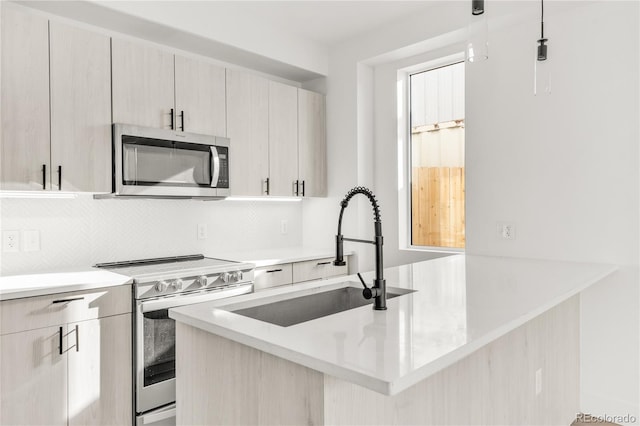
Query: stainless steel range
95 254 254 426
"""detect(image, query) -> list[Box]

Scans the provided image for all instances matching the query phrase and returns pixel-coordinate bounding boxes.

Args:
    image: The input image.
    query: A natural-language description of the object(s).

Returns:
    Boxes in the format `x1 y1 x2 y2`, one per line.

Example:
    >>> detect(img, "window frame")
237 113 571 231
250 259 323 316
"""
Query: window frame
398 53 466 254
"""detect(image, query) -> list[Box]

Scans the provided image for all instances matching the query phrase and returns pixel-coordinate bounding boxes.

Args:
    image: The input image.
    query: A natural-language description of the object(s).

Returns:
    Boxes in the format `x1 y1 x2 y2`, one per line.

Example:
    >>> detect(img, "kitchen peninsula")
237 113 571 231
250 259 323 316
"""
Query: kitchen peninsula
170 255 616 425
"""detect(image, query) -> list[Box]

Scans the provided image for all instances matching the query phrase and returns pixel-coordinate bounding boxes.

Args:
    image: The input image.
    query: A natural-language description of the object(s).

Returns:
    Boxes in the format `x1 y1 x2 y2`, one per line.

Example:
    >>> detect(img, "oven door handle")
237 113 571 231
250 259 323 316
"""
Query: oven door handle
210 146 220 188
140 284 252 312
141 405 176 424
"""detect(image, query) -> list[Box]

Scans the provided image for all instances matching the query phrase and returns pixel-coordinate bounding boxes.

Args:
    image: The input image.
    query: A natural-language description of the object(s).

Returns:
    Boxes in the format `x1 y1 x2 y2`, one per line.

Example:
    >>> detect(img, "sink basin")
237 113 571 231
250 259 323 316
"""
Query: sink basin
231 283 416 327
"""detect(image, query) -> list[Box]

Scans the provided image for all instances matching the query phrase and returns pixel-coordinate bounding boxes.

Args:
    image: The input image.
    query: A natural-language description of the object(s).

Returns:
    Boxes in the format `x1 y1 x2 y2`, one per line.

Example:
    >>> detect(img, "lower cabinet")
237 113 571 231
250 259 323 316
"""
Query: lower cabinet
68 314 132 426
0 286 132 425
253 256 350 292
0 326 68 426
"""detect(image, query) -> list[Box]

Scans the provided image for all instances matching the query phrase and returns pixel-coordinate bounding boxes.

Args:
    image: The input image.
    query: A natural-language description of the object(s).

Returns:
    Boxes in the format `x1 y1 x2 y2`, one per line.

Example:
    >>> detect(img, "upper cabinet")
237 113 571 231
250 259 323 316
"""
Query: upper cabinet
268 81 299 196
111 38 175 130
227 70 327 198
175 55 226 136
0 6 111 192
112 38 226 135
1 6 325 196
1 6 50 190
50 21 112 192
298 88 327 197
226 69 269 196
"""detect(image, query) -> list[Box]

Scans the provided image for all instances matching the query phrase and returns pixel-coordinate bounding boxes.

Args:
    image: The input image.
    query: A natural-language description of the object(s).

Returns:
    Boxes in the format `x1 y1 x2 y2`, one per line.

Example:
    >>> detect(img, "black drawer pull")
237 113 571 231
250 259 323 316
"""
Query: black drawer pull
58 326 63 355
57 165 62 190
52 297 84 304
75 324 80 352
266 269 283 273
316 261 331 266
170 108 175 130
42 164 46 189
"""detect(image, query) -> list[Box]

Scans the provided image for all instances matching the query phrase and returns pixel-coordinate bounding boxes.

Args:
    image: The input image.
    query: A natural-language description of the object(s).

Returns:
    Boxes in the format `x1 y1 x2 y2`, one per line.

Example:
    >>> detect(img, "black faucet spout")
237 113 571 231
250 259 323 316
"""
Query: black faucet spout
334 187 386 310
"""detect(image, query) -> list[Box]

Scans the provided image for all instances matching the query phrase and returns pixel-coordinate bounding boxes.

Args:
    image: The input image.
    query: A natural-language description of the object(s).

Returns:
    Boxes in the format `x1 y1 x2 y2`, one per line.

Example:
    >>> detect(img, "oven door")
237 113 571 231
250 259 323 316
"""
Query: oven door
135 284 252 414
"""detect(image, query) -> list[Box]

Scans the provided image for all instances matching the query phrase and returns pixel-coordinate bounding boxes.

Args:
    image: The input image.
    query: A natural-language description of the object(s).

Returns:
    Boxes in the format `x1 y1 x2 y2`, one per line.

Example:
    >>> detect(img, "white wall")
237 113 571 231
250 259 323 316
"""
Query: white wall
0 196 302 275
311 0 638 422
465 3 639 421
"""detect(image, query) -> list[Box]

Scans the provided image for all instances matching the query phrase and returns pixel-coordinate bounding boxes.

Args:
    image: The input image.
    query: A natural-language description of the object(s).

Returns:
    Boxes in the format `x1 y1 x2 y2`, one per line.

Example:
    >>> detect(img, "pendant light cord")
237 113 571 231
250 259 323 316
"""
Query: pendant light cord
540 0 545 39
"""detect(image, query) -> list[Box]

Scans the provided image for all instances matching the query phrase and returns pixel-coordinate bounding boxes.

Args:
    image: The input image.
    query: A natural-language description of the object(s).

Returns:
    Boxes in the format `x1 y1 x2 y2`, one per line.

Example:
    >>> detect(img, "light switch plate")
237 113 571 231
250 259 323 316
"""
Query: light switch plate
23 230 40 252
197 224 208 240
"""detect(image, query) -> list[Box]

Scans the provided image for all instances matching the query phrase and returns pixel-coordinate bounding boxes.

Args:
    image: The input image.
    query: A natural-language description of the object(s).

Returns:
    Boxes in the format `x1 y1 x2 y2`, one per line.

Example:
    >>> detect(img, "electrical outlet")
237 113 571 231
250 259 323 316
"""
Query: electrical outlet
497 222 516 240
197 224 208 240
22 230 40 252
280 220 288 235
2 230 20 252
535 368 542 395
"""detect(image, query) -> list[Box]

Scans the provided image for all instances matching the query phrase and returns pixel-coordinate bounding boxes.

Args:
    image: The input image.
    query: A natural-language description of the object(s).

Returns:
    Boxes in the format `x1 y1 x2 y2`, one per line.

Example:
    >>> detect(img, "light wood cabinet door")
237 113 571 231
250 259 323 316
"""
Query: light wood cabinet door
298 89 327 197
49 21 112 192
175 55 226 136
227 69 269 196
112 38 175 129
68 314 132 426
253 263 293 291
268 81 299 196
292 257 348 283
0 326 67 426
0 5 50 190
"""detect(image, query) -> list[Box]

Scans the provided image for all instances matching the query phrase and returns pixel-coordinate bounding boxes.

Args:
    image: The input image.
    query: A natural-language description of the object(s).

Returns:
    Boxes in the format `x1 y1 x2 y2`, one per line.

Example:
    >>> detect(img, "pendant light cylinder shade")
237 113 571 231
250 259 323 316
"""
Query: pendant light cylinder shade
534 45 551 95
466 11 488 63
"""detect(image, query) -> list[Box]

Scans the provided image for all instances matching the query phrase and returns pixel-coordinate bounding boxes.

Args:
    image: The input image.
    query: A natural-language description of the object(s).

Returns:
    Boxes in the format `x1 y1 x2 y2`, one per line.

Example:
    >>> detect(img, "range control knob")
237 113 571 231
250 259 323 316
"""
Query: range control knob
221 272 231 283
195 275 208 288
155 281 169 292
171 279 183 291
233 271 243 281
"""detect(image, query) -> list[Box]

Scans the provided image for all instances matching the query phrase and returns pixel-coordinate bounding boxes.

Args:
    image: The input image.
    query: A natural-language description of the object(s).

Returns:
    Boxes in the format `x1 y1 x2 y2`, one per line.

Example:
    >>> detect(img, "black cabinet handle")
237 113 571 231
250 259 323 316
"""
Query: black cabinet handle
301 180 305 197
266 269 283 273
264 177 270 195
75 324 79 352
317 261 331 266
57 166 62 190
52 297 84 304
179 110 184 131
170 108 175 130
42 164 46 190
294 180 299 196
58 326 63 355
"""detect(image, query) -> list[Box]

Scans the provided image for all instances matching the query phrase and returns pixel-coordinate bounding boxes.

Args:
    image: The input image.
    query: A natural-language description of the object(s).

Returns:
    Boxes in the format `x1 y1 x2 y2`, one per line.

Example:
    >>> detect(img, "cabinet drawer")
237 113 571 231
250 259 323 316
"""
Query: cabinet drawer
292 257 349 283
253 264 293 291
1 285 132 335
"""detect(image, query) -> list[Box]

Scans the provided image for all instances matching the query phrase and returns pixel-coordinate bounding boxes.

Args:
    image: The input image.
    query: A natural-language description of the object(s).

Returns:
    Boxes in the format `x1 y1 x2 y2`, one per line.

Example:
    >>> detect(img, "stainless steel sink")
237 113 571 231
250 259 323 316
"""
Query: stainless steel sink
231 283 416 327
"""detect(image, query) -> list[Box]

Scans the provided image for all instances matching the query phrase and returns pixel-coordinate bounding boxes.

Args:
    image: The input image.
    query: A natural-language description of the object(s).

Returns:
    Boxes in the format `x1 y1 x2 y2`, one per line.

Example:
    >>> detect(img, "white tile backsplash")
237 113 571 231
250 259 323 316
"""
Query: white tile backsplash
0 195 302 276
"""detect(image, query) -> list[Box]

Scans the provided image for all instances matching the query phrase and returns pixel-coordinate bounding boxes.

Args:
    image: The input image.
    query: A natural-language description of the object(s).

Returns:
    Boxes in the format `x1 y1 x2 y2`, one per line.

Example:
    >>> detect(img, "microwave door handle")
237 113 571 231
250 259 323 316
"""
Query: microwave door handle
210 146 220 188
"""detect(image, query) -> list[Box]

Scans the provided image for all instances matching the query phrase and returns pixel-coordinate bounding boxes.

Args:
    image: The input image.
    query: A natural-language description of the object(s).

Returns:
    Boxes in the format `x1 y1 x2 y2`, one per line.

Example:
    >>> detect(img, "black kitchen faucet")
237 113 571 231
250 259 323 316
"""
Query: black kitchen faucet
334 187 386 310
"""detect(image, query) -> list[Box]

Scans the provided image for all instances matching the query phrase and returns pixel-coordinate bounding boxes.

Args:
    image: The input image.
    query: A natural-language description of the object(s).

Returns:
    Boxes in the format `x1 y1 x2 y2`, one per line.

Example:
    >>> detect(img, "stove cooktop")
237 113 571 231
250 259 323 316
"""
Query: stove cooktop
95 255 245 277
95 254 255 299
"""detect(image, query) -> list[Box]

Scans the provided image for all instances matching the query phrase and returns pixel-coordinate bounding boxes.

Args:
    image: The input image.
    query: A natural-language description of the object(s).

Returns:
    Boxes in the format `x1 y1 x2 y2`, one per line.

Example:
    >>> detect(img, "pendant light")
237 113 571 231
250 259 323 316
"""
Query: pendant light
534 0 551 95
466 0 488 63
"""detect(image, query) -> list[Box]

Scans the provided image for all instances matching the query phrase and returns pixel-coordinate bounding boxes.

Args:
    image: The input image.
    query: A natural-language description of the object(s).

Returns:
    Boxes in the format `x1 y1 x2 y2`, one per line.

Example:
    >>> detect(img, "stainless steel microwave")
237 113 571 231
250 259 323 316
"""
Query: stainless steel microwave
111 124 230 198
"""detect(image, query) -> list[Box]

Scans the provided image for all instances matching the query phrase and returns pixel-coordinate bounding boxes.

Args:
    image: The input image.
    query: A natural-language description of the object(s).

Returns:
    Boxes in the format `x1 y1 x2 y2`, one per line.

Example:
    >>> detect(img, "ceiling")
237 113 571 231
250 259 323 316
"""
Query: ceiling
195 1 436 46
15 0 444 81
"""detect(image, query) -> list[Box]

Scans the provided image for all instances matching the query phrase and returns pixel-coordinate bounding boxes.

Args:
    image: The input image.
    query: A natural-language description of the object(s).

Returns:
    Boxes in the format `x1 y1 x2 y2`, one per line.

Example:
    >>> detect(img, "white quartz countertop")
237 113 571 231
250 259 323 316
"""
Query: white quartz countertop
0 268 133 300
207 247 350 267
170 254 617 395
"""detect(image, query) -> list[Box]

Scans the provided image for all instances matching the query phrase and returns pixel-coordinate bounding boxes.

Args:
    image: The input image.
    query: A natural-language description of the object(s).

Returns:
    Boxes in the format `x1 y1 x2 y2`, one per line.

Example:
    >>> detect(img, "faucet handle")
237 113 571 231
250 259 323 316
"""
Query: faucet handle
357 273 374 300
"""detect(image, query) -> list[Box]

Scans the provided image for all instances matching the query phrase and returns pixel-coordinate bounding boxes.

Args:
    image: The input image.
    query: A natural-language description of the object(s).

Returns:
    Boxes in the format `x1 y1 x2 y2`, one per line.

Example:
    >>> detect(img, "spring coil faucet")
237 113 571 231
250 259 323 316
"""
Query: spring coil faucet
334 187 386 310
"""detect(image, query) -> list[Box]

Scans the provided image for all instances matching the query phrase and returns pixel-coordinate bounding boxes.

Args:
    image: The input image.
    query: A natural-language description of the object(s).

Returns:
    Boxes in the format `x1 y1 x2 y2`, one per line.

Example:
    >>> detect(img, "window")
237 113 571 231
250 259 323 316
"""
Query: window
409 62 465 249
